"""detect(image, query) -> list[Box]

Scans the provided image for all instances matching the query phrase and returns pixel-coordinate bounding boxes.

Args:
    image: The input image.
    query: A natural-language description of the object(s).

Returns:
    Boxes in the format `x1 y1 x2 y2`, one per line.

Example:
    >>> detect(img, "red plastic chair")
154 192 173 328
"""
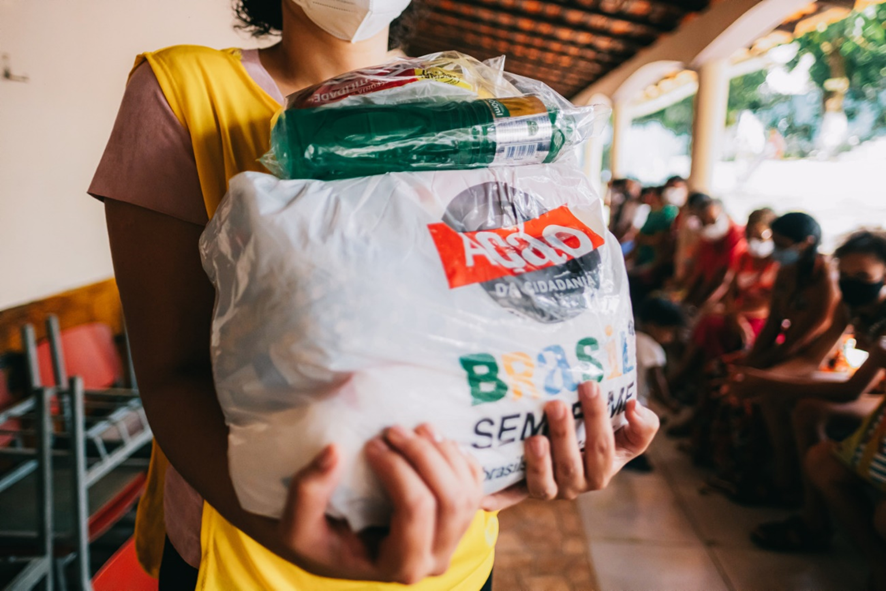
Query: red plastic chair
92 537 158 591
36 323 123 390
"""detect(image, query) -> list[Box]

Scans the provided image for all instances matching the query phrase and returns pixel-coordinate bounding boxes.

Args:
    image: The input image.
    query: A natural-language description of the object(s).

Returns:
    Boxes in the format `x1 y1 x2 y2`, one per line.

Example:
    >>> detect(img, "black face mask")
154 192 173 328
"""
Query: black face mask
839 277 885 307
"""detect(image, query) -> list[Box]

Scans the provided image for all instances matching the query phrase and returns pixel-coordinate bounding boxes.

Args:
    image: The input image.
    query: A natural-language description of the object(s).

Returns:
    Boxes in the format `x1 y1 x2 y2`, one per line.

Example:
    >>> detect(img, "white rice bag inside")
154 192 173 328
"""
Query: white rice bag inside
200 163 637 530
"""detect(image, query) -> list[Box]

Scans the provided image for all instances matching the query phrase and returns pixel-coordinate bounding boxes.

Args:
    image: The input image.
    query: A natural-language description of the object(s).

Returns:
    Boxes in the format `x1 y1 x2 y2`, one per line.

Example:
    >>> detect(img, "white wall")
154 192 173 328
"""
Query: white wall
0 0 264 309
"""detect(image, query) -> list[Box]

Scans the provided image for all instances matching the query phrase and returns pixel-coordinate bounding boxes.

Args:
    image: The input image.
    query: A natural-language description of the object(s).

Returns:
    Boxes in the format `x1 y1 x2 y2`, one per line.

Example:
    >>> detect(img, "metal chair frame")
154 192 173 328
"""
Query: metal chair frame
1 387 53 591
0 319 152 591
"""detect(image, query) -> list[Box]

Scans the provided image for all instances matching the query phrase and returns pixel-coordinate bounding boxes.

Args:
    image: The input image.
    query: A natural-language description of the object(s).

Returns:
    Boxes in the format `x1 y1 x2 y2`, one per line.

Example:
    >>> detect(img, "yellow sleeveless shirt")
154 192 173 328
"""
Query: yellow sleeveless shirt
132 45 497 589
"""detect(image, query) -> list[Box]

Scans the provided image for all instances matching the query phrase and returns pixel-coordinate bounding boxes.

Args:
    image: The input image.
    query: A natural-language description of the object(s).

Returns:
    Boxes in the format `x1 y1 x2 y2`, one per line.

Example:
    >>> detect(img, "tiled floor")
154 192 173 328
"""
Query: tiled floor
491 433 869 590
576 434 869 591
493 498 598 591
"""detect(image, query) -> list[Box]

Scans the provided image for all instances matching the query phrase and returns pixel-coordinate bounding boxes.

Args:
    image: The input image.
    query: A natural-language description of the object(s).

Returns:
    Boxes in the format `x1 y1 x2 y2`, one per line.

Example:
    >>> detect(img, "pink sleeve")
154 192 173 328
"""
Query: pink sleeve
88 61 208 226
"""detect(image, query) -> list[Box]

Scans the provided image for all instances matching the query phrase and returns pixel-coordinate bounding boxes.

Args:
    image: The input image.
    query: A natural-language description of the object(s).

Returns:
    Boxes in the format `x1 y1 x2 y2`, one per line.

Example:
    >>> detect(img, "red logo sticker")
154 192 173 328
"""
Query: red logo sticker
427 205 605 289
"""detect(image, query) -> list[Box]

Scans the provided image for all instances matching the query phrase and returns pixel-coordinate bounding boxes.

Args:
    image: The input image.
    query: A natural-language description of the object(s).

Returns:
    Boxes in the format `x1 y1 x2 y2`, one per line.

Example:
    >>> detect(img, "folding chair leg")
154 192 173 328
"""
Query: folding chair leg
54 559 68 591
46 317 72 427
21 324 41 391
67 378 91 591
36 388 54 591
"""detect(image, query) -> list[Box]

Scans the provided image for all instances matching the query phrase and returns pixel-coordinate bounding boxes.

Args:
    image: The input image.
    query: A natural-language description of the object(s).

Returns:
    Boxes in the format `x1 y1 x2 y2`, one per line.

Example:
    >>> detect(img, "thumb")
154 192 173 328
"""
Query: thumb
280 444 341 545
481 482 529 512
617 399 659 454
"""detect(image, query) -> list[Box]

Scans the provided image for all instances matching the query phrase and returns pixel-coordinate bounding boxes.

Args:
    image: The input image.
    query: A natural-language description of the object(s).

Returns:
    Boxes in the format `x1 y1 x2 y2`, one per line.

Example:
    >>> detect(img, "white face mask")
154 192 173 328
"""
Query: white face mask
747 238 774 258
663 186 688 207
701 213 730 241
292 0 412 43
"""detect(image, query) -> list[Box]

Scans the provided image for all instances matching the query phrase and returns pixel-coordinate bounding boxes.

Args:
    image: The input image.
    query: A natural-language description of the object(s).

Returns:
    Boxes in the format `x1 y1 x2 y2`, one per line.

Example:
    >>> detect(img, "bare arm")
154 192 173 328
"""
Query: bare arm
688 266 733 310
106 200 488 583
107 199 657 581
105 199 300 558
732 345 886 403
745 267 800 368
765 270 839 364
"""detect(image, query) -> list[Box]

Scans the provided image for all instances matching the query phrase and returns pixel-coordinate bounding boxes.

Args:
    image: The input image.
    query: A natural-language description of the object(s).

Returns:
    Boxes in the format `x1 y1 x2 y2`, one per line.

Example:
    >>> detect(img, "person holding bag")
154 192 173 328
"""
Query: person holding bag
90 1 658 589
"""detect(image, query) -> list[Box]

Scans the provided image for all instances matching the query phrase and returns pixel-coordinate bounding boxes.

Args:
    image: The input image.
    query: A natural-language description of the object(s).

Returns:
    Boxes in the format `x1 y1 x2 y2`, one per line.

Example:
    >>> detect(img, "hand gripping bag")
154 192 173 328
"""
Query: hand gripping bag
200 162 638 530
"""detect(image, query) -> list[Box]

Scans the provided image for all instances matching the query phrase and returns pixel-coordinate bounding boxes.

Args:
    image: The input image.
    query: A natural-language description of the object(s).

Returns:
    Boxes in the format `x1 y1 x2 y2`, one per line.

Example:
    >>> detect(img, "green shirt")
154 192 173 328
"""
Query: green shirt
637 204 678 266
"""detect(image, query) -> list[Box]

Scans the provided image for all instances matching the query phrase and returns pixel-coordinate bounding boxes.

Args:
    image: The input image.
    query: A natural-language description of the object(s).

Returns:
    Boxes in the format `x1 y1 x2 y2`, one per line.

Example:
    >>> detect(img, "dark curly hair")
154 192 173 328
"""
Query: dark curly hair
638 297 686 328
233 0 425 51
835 230 886 263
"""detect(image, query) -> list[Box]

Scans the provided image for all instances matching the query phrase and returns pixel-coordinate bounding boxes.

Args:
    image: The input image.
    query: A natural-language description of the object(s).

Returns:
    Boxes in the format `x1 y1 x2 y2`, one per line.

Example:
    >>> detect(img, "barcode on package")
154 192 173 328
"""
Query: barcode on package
492 114 553 166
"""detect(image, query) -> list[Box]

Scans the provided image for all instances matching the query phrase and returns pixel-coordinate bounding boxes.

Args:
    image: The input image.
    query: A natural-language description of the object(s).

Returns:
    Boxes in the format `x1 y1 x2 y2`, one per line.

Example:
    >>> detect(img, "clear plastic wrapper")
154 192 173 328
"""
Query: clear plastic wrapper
283 51 518 109
201 163 636 530
262 52 608 181
203 53 629 530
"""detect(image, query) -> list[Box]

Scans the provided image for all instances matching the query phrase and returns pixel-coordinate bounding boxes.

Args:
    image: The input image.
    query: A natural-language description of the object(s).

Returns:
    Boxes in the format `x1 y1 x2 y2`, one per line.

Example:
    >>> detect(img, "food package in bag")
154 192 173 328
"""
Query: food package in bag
262 52 603 181
200 162 638 530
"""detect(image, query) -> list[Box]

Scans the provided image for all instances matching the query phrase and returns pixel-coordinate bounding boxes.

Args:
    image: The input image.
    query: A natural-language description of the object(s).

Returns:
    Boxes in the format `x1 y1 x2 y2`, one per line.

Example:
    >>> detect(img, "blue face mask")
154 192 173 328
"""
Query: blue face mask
772 247 801 265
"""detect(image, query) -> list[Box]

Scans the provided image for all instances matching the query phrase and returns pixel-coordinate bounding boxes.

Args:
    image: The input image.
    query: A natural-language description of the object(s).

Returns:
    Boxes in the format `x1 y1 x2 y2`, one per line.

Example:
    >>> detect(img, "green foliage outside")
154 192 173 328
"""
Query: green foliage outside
633 3 886 158
791 4 886 107
634 94 694 137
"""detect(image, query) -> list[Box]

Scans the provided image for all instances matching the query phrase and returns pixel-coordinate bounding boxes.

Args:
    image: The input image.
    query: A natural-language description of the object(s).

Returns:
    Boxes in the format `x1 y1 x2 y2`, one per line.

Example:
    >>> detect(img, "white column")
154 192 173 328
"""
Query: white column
581 95 611 194
610 100 631 179
582 139 604 191
689 58 729 194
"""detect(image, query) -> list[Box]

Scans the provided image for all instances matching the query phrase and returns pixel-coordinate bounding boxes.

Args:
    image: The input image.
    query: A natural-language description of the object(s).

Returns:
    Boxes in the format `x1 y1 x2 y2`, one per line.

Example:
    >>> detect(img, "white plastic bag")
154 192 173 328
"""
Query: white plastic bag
200 163 637 530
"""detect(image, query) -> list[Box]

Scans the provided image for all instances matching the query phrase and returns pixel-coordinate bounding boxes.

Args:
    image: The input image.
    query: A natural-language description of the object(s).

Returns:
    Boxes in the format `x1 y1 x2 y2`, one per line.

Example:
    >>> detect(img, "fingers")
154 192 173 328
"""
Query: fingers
614 399 659 460
365 437 436 584
384 426 463 509
416 424 482 489
524 435 557 500
544 400 587 499
579 381 616 491
279 444 342 550
481 482 529 512
382 425 482 577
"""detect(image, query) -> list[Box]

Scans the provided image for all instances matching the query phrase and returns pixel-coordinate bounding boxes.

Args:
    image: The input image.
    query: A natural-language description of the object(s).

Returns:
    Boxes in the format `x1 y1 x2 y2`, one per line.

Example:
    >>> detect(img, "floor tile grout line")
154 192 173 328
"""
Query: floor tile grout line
653 440 739 591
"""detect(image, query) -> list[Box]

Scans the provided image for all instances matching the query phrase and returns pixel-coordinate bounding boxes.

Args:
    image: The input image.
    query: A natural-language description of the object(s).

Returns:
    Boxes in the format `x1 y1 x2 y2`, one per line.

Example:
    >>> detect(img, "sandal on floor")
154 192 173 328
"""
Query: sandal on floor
750 515 832 553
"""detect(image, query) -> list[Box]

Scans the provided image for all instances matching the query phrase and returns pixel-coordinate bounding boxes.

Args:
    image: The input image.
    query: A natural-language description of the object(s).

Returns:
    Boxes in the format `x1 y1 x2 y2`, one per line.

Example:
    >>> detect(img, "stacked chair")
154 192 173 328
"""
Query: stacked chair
0 316 154 590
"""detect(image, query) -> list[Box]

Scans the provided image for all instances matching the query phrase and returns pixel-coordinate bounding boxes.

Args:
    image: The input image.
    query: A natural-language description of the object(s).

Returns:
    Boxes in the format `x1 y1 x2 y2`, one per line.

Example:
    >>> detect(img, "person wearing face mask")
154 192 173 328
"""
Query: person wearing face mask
740 212 839 371
688 213 835 504
667 208 778 391
669 181 704 288
88 2 659 589
727 231 886 556
681 195 746 312
662 175 689 209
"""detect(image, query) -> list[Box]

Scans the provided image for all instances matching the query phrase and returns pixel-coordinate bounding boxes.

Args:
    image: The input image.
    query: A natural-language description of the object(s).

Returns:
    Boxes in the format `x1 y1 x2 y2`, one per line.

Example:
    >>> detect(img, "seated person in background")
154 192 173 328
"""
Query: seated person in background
681 194 746 312
805 395 886 591
729 231 886 538
669 180 702 289
741 212 839 371
667 213 835 439
627 186 678 303
662 175 689 209
608 178 645 250
669 208 778 386
636 297 686 412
